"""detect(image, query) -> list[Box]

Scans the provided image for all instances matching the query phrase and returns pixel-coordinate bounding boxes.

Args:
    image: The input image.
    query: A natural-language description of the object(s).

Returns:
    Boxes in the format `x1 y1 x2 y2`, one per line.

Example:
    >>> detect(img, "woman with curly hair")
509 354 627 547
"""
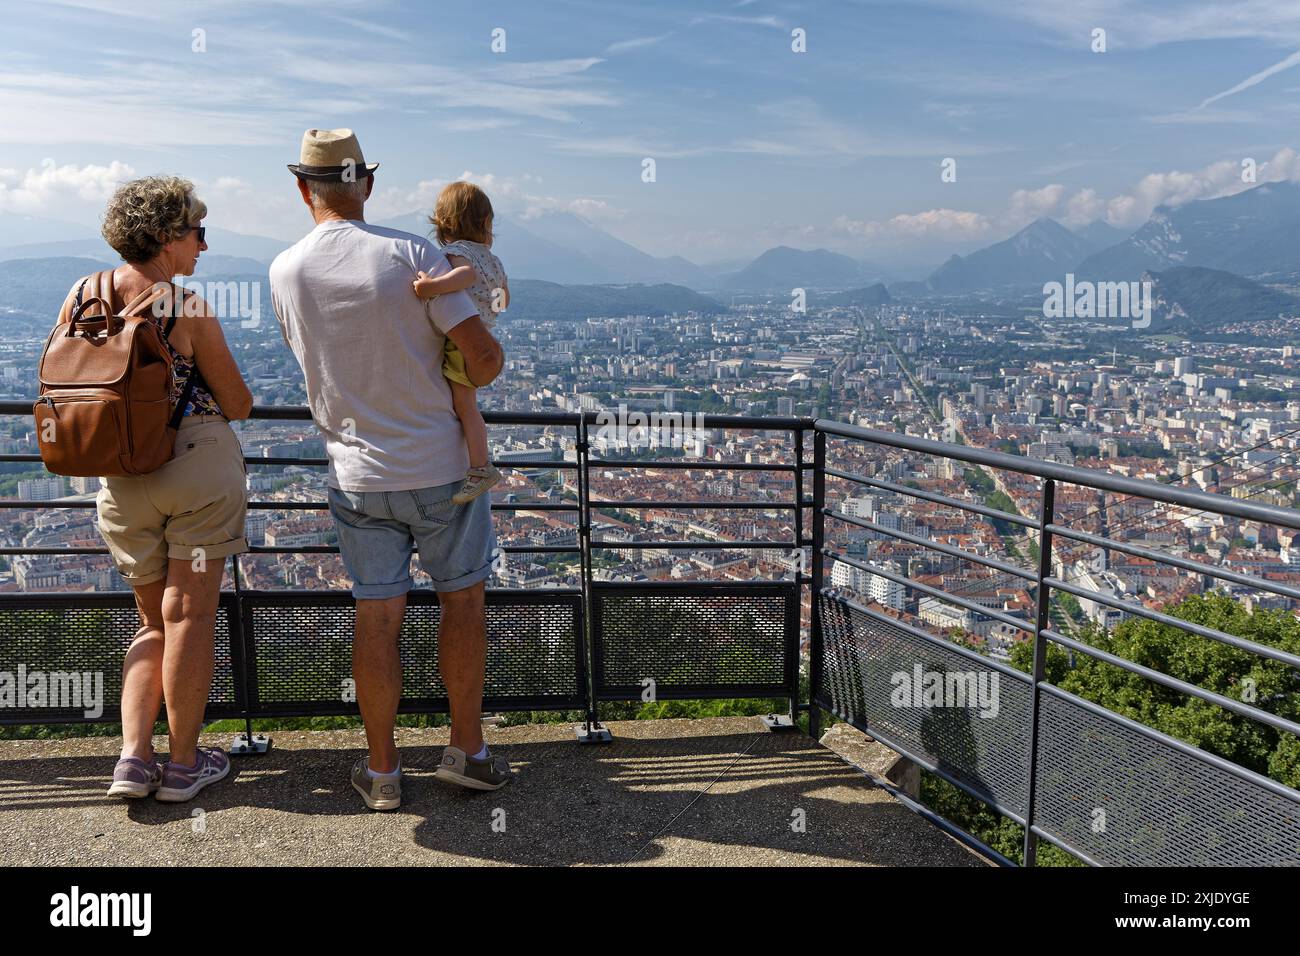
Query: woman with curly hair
57 176 253 802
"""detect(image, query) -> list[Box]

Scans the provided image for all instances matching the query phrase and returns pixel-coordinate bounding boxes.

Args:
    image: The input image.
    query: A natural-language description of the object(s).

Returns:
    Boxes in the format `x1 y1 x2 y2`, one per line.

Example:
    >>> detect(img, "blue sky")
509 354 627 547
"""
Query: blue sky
1 0 1299 267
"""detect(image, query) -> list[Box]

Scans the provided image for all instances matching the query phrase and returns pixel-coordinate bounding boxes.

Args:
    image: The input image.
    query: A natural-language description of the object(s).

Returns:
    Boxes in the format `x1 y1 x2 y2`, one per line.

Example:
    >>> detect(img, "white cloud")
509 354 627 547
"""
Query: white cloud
0 159 135 217
1199 49 1300 107
604 34 673 55
1007 184 1066 223
367 169 623 225
833 208 993 242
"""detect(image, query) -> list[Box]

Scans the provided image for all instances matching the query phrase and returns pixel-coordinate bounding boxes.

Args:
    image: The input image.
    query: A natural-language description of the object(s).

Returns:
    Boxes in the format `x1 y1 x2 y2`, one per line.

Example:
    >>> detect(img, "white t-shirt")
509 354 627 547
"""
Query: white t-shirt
270 219 479 492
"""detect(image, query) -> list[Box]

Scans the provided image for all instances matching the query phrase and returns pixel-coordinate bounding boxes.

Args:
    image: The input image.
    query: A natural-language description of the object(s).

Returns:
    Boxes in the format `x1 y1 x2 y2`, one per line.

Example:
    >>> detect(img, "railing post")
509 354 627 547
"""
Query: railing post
227 554 270 755
573 413 610 743
1021 478 1055 865
787 425 806 726
808 427 826 740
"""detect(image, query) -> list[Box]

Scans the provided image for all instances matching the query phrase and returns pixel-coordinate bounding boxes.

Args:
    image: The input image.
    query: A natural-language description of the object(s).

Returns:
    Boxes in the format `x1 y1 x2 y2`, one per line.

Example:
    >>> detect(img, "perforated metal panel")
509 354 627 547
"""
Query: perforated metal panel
0 594 240 723
1033 688 1300 866
245 590 584 715
592 582 797 700
818 594 1032 818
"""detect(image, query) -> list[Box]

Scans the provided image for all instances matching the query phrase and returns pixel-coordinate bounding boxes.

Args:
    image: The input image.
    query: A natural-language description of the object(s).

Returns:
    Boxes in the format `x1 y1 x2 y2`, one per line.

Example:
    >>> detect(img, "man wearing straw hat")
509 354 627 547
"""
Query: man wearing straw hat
270 129 512 810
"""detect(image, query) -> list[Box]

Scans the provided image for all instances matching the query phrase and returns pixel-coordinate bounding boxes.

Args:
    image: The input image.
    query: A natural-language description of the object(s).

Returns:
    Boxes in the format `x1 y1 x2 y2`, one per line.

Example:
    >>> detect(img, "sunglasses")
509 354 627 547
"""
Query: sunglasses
188 225 206 243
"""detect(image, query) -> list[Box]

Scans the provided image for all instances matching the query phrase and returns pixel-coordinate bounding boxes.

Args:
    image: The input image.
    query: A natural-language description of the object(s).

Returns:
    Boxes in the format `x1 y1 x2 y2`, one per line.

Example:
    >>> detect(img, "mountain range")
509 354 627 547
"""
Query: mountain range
1077 181 1300 282
927 218 1123 292
4 178 1300 305
1142 266 1300 335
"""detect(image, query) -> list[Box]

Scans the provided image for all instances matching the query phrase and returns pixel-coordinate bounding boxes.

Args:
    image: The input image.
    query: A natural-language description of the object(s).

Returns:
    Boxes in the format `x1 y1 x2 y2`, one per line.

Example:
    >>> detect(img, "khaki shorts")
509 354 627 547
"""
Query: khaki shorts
96 416 248 586
442 337 473 389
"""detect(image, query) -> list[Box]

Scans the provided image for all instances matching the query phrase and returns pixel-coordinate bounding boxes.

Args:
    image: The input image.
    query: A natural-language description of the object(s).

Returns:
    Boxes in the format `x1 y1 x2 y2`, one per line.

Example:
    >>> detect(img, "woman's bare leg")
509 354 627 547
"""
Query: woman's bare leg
161 556 224 766
120 580 165 761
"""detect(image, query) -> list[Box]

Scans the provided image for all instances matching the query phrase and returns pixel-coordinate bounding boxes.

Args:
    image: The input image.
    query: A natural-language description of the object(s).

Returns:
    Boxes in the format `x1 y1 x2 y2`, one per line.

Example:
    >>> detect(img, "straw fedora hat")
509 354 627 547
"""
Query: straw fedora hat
287 128 380 181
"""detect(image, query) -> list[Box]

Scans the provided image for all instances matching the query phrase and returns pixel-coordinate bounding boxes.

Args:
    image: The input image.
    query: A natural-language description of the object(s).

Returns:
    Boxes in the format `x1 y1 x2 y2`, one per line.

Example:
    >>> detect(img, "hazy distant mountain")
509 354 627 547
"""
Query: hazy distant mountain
192 254 272 277
517 211 712 287
926 218 1093 292
1079 181 1300 282
376 210 713 287
818 283 892 307
0 222 291 265
0 256 113 321
720 246 879 291
0 236 114 262
505 279 722 322
1071 220 1128 253
1143 266 1300 335
377 211 621 285
204 227 291 262
0 213 92 249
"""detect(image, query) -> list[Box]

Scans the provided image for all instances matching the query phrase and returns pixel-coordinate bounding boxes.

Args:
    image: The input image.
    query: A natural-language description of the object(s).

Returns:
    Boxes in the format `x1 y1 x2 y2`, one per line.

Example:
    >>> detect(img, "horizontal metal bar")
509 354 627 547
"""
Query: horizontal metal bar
1046 523 1300 604
826 508 1036 582
589 499 796 510
1036 682 1300 805
239 544 582 556
0 546 109 555
580 410 812 431
488 459 580 470
822 465 1038 529
1044 576 1300 668
828 745 1017 867
826 551 1035 634
830 592 1033 683
245 457 328 467
816 418 1300 531
590 539 795 550
0 500 95 509
590 579 795 592
816 703 1028 827
1026 825 1100 867
1041 627 1300 738
588 458 797 472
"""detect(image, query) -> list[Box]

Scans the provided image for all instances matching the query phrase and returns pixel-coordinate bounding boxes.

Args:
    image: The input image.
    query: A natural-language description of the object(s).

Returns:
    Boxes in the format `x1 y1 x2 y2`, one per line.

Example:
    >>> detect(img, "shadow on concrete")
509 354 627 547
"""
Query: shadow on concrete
0 722 989 867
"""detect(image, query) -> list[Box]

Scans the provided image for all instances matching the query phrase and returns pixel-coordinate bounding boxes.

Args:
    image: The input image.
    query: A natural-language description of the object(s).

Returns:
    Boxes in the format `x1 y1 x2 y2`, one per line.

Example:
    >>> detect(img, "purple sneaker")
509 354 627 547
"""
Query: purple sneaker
107 755 163 798
155 747 231 802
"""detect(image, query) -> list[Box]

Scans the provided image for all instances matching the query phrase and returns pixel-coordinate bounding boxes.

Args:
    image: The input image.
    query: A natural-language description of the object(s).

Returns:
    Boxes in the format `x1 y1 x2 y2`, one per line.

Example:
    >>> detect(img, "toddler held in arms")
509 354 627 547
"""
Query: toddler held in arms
412 181 508 504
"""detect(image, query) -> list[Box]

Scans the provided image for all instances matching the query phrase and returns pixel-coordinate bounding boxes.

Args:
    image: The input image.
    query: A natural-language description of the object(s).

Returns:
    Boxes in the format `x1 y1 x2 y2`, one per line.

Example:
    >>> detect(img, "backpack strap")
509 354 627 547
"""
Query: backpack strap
91 269 115 316
155 284 205 429
169 369 200 430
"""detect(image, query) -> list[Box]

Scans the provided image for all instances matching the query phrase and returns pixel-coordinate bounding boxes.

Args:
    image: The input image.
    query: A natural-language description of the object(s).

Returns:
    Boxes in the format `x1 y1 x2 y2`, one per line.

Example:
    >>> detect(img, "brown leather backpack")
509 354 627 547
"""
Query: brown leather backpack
34 270 200 477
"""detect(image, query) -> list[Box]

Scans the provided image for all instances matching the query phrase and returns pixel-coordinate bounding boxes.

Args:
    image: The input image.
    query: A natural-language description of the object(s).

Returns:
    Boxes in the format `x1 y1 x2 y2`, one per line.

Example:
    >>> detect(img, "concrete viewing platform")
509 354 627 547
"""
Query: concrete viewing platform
0 717 989 867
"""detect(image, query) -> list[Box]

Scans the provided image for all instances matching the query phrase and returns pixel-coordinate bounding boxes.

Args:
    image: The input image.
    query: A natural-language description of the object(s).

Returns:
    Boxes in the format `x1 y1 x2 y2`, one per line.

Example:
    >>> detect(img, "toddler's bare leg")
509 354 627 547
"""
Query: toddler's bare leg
451 381 488 469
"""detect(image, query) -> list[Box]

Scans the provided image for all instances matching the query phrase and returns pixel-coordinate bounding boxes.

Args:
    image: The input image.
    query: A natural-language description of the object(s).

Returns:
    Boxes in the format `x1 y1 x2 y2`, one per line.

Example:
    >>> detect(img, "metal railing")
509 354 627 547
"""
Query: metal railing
0 404 808 738
1 401 1298 866
812 420 1300 867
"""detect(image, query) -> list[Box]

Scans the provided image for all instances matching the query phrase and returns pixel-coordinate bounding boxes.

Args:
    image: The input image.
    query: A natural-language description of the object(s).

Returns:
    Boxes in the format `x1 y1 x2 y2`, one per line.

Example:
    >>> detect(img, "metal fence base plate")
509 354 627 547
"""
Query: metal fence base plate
574 722 613 744
761 714 796 732
230 733 273 755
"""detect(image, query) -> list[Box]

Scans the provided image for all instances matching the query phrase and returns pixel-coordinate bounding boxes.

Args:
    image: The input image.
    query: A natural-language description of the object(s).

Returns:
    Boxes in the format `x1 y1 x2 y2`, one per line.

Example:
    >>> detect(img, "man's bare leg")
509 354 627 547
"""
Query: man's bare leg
354 594 406 773
437 582 487 755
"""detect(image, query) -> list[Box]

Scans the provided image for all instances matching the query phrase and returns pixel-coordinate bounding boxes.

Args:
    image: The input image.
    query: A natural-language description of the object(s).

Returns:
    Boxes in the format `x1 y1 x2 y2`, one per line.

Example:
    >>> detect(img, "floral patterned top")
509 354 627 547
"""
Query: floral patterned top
440 240 507 328
157 288 224 418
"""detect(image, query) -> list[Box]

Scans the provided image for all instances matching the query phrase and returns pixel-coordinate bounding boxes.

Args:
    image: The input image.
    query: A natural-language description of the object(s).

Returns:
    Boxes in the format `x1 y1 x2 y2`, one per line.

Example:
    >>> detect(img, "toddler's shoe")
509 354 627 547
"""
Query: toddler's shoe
452 464 501 505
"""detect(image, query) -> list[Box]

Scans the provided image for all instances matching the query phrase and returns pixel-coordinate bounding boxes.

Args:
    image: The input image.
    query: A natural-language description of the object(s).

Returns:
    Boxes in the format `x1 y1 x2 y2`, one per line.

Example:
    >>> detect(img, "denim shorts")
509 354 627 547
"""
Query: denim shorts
326 481 495 598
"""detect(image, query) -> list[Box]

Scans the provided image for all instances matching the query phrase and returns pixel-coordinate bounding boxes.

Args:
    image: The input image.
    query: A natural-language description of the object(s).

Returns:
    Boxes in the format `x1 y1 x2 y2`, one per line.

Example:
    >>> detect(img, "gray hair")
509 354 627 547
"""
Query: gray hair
304 177 369 211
